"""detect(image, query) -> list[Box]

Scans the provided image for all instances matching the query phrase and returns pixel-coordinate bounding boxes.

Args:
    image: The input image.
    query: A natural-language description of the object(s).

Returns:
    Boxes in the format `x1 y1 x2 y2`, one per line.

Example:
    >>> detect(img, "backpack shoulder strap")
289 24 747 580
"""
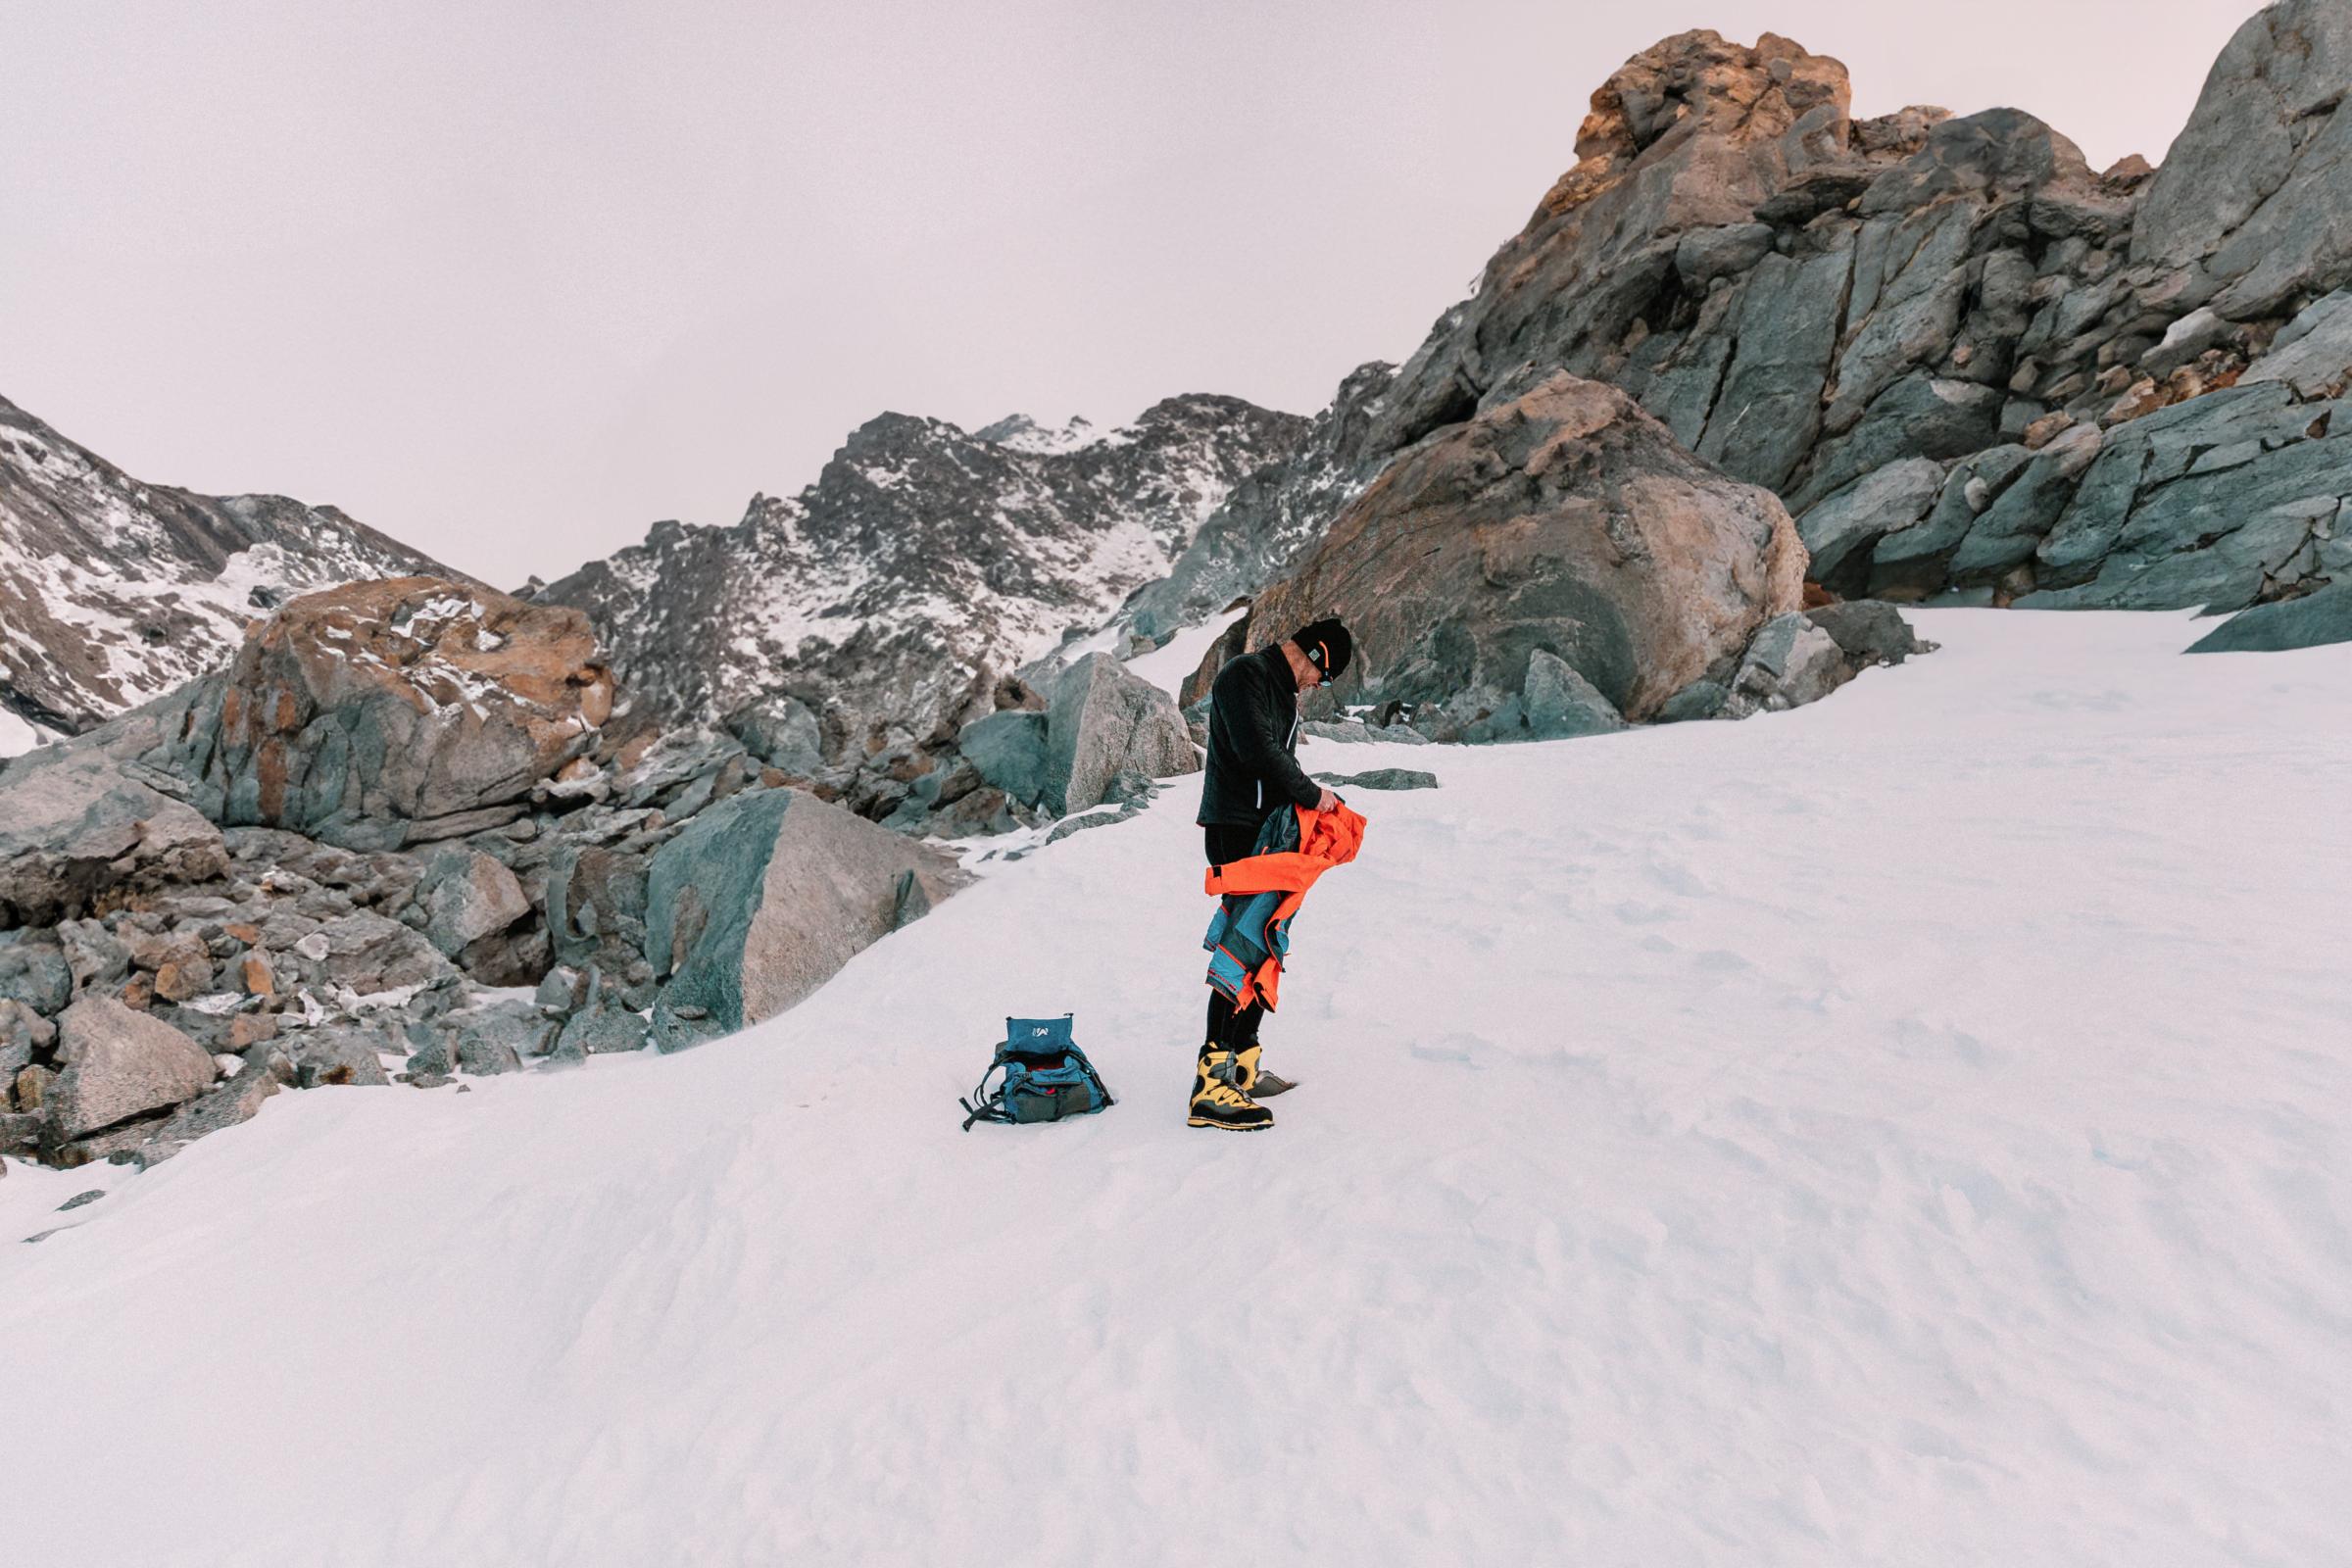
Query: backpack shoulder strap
959 1050 1015 1131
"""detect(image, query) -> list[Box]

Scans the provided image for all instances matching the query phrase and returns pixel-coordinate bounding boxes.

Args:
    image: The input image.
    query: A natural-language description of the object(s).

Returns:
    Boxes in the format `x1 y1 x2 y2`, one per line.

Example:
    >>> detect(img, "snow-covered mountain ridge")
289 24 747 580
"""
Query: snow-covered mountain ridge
532 393 1307 746
0 393 459 747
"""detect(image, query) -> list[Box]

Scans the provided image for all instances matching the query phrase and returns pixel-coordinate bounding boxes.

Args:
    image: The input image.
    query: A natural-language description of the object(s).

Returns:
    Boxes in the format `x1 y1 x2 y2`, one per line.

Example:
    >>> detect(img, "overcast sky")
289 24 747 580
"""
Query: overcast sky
3 0 2266 587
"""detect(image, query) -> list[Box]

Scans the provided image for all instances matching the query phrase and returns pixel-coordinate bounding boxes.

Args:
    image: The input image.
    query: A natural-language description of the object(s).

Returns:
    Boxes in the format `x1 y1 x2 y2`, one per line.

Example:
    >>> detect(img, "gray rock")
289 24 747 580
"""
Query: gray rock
47 996 219 1141
290 1024 394 1088
2242 290 2352 400
0 744 229 925
1312 768 1440 791
2132 0 2352 318
1674 222 1776 287
1869 444 2037 598
1818 205 1975 429
448 998 547 1072
190 579 616 849
724 693 824 776
1948 422 2105 584
0 932 74 1016
2026 385 2351 609
1042 654 1200 815
1044 806 1143 845
1654 679 1730 723
889 867 935 932
1792 374 2006 514
1804 602 1935 667
1794 457 1946 589
417 849 531 956
543 843 651 971
646 788 966 1034
956 710 1051 807
1 1000 59 1078
1723 613 1852 718
310 911 459 996
532 964 586 1017
57 920 131 991
1697 248 1853 491
141 1044 298 1157
552 997 647 1058
58 1189 106 1210
1521 649 1629 739
1298 719 1430 746
2184 580 2352 653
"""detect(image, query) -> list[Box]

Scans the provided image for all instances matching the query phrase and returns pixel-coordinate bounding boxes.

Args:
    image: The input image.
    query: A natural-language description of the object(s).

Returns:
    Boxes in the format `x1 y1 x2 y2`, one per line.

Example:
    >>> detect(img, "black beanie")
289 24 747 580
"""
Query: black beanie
1294 617 1353 681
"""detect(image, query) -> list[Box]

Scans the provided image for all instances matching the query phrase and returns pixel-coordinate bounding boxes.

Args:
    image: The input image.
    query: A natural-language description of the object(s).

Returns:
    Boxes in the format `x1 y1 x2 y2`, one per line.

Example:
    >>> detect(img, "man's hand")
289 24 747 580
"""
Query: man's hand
1314 787 1340 813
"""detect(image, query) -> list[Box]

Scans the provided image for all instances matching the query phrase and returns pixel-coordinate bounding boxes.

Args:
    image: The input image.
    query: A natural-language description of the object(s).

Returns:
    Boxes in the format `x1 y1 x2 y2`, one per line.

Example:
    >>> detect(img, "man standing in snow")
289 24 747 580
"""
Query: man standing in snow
1190 616 1352 1131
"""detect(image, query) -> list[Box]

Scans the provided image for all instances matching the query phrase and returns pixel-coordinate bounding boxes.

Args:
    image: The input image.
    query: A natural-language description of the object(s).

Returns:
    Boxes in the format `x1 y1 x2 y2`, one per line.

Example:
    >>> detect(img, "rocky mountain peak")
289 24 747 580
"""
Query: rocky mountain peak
533 393 1307 751
973 413 1100 453
1 391 459 747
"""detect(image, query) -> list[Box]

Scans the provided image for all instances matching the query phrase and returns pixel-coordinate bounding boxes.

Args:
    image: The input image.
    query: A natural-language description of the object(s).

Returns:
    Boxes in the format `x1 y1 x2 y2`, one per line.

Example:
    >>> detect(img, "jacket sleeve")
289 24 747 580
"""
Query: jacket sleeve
1227 659 1323 810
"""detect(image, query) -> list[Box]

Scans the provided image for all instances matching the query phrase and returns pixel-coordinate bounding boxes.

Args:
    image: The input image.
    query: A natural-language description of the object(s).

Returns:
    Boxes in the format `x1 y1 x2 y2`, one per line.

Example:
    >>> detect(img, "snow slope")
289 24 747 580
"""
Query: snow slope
5 610 2347 1566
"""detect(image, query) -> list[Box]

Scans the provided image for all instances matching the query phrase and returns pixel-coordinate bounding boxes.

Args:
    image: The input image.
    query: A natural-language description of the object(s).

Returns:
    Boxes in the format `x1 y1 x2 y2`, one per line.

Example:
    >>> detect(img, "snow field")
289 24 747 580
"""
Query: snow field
2 610 2346 1565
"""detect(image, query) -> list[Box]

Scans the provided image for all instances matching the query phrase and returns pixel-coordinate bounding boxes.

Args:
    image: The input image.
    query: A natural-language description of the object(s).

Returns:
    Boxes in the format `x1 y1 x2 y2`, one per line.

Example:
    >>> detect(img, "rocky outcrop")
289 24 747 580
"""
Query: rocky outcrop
1124 5 2352 640
1245 373 1806 726
1 581 977 1172
2132 1 2352 320
645 788 965 1043
0 391 457 746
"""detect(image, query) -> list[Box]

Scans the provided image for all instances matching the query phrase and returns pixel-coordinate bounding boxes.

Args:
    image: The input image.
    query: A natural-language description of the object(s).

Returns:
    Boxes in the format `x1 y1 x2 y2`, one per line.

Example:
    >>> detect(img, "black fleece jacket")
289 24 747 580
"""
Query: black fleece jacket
1197 645 1321 827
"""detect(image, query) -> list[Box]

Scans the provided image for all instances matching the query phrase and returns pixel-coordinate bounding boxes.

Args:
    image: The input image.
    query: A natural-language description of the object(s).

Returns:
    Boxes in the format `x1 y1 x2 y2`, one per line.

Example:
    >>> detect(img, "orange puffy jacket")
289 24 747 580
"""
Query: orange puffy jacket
1201 801 1367 1010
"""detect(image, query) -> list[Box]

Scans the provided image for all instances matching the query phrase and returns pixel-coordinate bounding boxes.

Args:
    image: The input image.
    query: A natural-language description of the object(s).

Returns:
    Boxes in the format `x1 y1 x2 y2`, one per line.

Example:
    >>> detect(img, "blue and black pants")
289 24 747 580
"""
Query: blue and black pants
1203 822 1266 1054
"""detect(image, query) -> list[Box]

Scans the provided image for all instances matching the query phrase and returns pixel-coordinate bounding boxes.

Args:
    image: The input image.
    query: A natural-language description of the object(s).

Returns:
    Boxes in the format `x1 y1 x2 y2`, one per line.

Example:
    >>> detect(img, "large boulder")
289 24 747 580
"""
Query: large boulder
1042 655 1200 815
645 788 965 1036
45 996 218 1142
192 577 616 850
1246 373 1806 722
0 745 228 926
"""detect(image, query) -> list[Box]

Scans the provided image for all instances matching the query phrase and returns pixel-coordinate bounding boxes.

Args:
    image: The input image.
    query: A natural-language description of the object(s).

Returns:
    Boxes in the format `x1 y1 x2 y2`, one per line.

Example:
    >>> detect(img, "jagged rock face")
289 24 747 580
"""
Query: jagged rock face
1374 30 1857 459
534 394 1307 748
1171 5 2352 625
2133 0 2352 318
0 392 456 745
1246 373 1805 723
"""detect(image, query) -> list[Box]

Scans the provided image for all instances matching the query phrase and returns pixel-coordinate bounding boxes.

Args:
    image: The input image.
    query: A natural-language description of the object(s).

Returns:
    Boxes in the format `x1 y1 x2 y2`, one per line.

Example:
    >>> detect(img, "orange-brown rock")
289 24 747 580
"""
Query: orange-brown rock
1249 373 1804 723
152 957 211 1003
227 1013 281 1051
240 954 274 997
198 577 617 850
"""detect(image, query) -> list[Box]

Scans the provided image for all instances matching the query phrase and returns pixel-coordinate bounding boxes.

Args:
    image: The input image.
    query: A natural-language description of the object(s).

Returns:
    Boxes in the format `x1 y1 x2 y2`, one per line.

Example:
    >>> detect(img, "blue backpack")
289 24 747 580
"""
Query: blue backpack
959 1014 1115 1130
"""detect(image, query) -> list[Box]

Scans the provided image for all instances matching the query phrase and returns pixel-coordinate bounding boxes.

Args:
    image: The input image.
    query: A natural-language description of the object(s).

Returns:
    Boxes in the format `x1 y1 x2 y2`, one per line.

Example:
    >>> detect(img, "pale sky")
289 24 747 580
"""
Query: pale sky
3 0 2266 587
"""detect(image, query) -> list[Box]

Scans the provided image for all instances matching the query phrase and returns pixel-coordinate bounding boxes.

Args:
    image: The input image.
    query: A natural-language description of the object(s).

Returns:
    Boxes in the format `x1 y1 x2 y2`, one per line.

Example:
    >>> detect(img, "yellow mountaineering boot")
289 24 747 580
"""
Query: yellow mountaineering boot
1232 1044 1296 1099
1189 1047 1274 1131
